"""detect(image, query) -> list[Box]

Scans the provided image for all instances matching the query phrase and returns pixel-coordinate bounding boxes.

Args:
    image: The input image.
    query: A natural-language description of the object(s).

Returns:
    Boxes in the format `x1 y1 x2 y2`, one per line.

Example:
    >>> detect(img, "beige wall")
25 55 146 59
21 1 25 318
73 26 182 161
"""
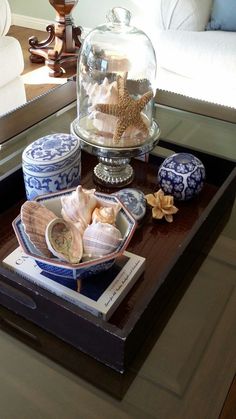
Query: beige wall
8 0 147 29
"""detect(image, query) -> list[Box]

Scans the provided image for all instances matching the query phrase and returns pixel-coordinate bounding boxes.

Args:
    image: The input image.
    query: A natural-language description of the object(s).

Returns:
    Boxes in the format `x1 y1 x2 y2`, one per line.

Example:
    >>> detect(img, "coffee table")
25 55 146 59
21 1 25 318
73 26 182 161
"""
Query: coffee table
0 81 235 418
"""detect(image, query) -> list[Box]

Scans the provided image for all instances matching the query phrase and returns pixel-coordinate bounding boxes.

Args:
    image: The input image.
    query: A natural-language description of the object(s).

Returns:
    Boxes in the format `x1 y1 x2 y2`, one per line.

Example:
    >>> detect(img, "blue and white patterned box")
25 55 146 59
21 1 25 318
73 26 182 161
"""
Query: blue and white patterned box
22 133 81 200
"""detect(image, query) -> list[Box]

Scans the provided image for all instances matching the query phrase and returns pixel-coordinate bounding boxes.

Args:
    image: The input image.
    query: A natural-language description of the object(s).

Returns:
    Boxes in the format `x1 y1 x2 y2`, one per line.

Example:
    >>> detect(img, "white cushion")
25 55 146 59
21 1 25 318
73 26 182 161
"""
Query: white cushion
0 0 11 36
0 36 24 87
156 30 236 82
0 76 26 116
156 67 236 108
156 0 213 31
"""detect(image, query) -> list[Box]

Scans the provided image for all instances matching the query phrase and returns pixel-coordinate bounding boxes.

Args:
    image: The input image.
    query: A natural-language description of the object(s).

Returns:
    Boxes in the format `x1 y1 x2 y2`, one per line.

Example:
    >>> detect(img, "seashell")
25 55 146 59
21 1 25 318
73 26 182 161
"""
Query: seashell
89 111 118 134
61 185 98 230
82 222 122 260
21 201 57 257
45 218 83 264
92 204 121 225
83 77 118 107
84 77 119 134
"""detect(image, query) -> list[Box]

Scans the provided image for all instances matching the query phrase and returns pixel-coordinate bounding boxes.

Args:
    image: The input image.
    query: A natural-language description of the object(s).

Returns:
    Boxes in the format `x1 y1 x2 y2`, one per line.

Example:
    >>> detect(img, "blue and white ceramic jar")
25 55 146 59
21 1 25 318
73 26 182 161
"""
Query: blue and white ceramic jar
157 153 206 201
113 188 146 221
22 133 81 200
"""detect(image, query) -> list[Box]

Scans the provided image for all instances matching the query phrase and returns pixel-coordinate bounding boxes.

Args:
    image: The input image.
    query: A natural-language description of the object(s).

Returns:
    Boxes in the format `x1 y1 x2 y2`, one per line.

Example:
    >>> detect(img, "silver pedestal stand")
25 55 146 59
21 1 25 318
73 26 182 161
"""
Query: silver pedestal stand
71 119 160 187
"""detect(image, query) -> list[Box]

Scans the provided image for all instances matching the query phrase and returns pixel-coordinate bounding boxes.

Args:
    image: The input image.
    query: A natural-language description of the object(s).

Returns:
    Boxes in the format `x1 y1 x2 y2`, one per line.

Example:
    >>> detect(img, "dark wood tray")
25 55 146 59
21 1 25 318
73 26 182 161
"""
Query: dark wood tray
0 140 235 372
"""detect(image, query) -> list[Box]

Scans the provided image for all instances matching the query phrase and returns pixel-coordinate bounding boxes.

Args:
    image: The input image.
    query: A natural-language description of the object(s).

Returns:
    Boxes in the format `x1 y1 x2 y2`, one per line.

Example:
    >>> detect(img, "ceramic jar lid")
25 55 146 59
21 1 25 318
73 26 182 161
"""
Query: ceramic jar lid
113 188 146 221
22 133 80 173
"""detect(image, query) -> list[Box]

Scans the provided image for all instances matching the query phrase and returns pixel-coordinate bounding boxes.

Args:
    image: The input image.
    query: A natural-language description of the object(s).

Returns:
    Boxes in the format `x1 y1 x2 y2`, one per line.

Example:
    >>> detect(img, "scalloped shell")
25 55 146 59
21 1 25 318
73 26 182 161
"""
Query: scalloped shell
83 222 122 260
61 185 98 229
45 218 83 264
21 201 56 257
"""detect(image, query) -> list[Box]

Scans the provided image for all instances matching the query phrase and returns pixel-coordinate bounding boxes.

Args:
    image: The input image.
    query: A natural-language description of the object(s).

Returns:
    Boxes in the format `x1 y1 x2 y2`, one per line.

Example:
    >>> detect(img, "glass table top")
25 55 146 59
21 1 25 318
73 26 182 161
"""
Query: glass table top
1 99 236 180
0 94 235 419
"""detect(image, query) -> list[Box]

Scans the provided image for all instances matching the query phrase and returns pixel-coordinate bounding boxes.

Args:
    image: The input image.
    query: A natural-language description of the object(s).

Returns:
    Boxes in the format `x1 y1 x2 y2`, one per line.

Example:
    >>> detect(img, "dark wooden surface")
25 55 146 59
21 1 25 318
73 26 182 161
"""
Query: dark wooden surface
0 143 235 372
0 80 236 414
219 375 236 419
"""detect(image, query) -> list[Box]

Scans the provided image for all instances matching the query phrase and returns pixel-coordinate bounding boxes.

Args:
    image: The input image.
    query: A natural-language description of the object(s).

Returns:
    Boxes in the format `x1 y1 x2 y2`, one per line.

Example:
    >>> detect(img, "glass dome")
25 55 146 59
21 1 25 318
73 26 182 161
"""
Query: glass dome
75 7 157 149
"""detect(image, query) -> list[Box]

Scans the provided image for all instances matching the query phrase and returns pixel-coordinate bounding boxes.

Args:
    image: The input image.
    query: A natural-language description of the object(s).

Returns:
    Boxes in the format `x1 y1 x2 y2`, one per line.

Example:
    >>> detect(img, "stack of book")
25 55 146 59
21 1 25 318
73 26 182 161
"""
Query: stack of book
3 247 145 320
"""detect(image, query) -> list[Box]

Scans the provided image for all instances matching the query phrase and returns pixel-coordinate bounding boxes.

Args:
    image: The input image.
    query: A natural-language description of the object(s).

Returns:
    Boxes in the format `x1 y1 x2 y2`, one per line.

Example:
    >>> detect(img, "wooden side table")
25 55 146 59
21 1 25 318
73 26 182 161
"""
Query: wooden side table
29 0 81 77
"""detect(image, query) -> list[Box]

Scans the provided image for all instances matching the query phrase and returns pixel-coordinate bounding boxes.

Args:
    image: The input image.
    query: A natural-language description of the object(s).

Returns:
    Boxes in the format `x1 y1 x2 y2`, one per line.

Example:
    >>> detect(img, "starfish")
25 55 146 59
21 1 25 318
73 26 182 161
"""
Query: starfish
95 75 153 143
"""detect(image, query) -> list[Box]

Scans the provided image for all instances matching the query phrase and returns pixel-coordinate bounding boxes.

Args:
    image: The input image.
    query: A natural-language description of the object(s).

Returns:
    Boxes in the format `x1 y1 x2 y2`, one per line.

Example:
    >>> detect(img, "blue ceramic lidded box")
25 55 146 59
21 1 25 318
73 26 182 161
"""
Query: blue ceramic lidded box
22 133 81 200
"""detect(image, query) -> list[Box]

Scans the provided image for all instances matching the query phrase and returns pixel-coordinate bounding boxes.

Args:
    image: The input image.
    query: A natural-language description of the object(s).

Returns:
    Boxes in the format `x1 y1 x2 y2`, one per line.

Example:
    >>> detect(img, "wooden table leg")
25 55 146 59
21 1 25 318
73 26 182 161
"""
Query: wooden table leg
29 0 81 77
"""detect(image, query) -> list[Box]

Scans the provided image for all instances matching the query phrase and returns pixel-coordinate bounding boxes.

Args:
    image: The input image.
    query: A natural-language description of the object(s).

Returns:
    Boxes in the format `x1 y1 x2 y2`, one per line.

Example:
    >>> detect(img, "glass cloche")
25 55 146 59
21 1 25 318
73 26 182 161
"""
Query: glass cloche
71 7 160 186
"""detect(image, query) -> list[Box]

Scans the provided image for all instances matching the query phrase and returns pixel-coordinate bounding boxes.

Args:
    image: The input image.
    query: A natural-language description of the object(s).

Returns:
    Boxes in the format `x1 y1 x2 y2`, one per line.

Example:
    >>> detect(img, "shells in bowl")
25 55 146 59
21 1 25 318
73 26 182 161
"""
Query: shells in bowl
92 204 121 224
21 201 57 257
61 185 98 232
12 187 137 279
83 222 122 260
45 218 83 264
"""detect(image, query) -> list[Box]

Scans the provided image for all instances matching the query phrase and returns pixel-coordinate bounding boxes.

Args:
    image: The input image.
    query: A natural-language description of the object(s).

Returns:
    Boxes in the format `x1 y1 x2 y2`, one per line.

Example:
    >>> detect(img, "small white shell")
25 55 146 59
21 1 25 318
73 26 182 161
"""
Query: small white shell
83 222 122 260
92 204 121 224
61 185 97 229
45 218 83 264
21 201 56 257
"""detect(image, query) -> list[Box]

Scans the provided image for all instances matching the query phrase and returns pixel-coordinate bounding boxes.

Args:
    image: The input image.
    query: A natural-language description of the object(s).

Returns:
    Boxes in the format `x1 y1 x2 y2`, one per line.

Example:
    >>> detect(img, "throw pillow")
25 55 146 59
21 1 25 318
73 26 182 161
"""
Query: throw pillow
207 0 236 31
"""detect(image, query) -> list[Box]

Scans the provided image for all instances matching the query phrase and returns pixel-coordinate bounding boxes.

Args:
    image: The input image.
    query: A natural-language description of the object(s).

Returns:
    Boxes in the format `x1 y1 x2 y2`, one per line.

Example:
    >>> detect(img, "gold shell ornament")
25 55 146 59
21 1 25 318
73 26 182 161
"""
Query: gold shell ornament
45 218 83 264
145 189 179 223
21 201 57 257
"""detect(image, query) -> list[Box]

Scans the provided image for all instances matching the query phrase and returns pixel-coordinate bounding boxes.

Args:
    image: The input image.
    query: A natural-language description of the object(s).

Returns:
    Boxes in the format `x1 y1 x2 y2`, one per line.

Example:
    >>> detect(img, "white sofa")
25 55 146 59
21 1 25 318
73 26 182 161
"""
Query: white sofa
0 0 26 116
135 0 236 108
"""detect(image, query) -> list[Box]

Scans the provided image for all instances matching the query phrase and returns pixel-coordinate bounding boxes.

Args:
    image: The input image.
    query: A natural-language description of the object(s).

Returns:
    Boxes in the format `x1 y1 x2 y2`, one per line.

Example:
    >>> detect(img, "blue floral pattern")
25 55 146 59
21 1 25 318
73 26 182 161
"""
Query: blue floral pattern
113 188 146 221
24 134 78 162
22 133 81 200
158 153 206 201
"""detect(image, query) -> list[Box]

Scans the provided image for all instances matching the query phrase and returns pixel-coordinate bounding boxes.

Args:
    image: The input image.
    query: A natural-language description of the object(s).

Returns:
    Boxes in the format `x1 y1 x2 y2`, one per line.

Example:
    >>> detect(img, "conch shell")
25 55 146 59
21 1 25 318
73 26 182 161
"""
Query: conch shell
21 201 56 257
92 203 121 225
84 77 118 108
84 77 119 133
45 218 83 264
61 185 98 232
83 222 122 260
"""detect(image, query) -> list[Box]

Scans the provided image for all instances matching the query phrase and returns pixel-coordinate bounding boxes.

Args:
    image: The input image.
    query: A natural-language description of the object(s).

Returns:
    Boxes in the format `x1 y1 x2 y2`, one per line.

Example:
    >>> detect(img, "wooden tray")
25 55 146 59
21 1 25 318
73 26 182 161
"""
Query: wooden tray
0 141 235 372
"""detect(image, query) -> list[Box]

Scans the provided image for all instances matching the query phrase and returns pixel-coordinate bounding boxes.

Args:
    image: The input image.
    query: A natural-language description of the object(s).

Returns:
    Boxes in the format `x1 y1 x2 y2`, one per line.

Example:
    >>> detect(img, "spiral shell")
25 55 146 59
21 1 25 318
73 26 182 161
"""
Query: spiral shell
21 201 56 257
92 204 121 225
45 218 83 264
83 222 122 260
